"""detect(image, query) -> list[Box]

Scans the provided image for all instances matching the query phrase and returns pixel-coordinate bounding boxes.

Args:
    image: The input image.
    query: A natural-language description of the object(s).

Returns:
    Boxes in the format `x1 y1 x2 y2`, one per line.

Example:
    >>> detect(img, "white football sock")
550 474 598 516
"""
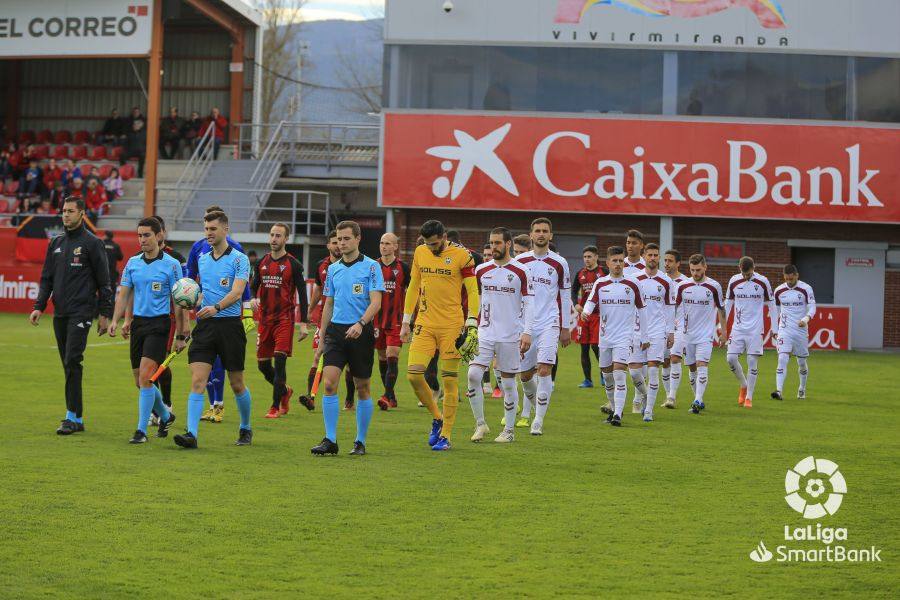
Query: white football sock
646 366 659 413
668 363 682 400
727 353 747 387
613 369 627 417
695 366 709 403
501 377 520 428
746 355 759 399
689 369 697 395
603 372 615 403
629 368 647 402
467 365 487 425
521 376 537 419
797 357 809 392
534 374 552 424
641 364 649 400
776 353 789 392
662 366 671 395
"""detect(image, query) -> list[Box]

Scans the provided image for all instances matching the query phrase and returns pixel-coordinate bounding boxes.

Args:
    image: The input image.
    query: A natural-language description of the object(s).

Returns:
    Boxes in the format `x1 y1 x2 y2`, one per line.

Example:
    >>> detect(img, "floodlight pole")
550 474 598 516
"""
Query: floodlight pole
144 0 164 217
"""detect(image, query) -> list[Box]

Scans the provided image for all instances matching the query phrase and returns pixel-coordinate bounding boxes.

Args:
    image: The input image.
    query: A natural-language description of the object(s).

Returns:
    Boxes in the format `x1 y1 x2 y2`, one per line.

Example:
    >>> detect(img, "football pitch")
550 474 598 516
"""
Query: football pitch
0 313 896 598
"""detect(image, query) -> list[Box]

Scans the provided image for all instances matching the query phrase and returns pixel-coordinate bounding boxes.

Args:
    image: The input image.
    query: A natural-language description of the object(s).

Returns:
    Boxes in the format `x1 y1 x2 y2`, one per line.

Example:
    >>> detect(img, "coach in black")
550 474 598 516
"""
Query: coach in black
30 197 114 435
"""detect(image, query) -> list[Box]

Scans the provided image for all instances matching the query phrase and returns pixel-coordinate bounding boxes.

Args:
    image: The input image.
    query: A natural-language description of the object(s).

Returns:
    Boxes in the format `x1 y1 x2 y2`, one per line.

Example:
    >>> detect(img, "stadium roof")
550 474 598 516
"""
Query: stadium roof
215 0 263 27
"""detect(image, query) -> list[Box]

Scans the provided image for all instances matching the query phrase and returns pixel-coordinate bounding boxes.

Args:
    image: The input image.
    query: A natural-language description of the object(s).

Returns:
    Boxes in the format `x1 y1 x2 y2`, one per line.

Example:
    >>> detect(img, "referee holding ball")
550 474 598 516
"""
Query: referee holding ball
311 220 384 456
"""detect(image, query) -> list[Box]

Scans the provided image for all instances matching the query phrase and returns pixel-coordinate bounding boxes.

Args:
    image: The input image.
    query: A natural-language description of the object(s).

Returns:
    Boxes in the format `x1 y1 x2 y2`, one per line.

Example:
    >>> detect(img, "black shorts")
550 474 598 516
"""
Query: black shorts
188 317 246 372
130 315 171 369
323 322 376 379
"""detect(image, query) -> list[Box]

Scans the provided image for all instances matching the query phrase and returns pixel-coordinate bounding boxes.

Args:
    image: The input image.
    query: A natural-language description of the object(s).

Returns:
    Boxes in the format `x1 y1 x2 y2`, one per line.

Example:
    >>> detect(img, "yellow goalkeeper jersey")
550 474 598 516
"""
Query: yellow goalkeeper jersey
404 243 478 330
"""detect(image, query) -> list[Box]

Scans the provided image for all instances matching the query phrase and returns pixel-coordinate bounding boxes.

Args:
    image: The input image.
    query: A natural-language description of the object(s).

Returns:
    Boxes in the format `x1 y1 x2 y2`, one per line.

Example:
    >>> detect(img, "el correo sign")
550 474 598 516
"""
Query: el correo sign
0 1 152 57
380 112 900 224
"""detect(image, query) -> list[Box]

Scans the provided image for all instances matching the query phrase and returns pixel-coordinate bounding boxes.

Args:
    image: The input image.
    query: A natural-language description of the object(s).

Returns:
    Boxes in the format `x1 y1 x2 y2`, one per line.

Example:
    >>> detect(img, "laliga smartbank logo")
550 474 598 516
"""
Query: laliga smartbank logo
749 456 882 564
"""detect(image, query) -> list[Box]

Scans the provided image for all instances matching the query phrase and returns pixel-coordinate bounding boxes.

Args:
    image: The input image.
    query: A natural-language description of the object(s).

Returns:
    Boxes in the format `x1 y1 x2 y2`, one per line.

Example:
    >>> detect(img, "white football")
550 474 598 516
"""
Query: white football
172 277 200 309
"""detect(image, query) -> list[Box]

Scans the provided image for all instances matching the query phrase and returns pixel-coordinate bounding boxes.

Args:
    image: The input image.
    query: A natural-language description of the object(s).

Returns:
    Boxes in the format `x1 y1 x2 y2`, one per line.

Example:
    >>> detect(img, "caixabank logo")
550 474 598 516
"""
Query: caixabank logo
749 456 882 563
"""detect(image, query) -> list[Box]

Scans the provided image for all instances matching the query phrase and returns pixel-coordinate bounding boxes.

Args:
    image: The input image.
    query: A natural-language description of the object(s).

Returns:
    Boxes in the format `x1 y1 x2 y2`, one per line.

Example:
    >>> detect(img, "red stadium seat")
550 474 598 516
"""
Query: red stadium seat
0 198 10 213
54 130 72 144
119 164 135 180
8 150 24 169
18 130 35 144
79 163 94 177
73 130 91 144
89 146 107 161
36 130 53 144
33 145 49 160
4 180 19 195
99 164 113 179
70 145 87 160
109 146 124 161
52 145 69 160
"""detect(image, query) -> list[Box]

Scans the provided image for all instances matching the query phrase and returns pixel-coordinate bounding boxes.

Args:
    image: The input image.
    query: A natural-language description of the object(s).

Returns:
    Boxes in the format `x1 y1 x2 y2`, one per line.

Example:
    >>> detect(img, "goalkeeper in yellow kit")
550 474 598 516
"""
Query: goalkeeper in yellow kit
400 220 479 451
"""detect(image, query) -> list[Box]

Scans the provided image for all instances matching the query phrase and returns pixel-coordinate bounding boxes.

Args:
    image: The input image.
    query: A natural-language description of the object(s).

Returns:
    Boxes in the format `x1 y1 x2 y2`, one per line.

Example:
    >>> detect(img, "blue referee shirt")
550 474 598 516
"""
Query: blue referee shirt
187 235 250 302
120 251 183 318
198 246 251 318
324 254 385 325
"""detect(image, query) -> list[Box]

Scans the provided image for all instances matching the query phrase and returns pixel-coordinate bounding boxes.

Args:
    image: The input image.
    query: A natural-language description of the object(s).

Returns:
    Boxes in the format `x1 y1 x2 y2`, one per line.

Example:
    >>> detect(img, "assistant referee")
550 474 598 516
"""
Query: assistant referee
30 197 113 435
311 220 384 457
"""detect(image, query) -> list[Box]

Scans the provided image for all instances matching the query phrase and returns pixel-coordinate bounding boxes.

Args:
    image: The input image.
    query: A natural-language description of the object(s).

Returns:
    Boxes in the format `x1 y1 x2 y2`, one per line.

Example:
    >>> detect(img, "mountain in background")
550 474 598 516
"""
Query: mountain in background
274 18 384 124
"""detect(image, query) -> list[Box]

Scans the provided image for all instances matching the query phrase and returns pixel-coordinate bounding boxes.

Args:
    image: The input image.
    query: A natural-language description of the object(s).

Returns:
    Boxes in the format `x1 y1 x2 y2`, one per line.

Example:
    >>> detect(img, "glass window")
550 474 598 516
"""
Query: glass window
856 58 900 123
677 51 848 120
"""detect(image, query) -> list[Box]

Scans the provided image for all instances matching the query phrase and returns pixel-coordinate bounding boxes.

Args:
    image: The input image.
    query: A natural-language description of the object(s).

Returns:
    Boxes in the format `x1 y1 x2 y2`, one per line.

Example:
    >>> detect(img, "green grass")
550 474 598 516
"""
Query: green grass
0 312 897 598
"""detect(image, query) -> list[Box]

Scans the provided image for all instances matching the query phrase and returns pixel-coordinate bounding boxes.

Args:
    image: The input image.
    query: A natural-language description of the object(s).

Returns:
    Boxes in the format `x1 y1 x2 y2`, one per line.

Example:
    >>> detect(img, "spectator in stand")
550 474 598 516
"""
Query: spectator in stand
42 158 63 191
159 106 185 159
103 167 124 200
98 108 128 146
68 177 85 199
48 180 67 211
84 166 102 186
126 106 145 131
121 119 146 178
84 178 108 222
0 149 12 181
18 159 43 199
181 111 203 156
201 107 228 159
61 160 82 188
35 198 58 215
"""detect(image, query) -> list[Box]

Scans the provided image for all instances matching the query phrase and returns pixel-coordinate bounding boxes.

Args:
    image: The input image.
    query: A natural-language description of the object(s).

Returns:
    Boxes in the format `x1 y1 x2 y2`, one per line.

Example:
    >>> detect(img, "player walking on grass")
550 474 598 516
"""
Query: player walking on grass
629 244 675 422
467 227 533 443
310 221 384 456
107 217 185 443
31 197 113 435
580 246 647 427
662 250 689 407
375 233 410 410
514 218 572 435
772 265 816 401
725 256 775 409
250 223 309 419
668 254 726 415
573 245 603 389
400 220 480 452
173 211 253 449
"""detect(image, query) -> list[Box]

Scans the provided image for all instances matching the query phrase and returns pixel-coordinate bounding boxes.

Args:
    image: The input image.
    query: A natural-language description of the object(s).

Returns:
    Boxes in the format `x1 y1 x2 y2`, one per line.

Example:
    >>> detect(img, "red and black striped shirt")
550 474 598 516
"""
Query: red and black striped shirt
251 252 309 324
377 257 410 331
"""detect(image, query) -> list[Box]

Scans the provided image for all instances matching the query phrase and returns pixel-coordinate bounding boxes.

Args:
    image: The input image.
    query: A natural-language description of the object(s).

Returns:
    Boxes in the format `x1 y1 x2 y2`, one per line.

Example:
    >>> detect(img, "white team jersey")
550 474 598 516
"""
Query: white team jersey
475 259 533 343
634 271 676 338
725 273 775 336
624 257 646 278
774 281 816 334
516 249 572 331
583 275 646 347
675 277 725 344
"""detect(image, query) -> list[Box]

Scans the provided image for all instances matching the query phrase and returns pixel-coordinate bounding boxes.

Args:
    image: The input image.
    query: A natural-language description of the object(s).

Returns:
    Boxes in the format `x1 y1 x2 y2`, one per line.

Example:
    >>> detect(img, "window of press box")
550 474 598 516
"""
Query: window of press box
855 57 900 123
677 51 849 121
386 44 664 115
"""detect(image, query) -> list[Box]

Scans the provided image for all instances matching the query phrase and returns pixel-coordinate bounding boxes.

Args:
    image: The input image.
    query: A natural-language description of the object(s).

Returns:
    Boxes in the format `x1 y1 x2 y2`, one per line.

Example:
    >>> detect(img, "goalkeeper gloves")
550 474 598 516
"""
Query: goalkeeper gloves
456 316 479 362
242 306 256 333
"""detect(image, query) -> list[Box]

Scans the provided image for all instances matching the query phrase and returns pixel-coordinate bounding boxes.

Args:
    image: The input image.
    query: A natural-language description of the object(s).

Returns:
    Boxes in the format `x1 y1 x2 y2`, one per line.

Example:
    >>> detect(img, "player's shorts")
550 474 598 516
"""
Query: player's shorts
727 333 764 356
674 340 713 365
573 313 599 345
629 335 667 364
472 338 521 373
188 317 246 372
670 333 686 359
374 327 403 350
519 327 560 372
257 318 294 359
408 325 461 365
323 322 376 378
776 330 809 357
130 315 171 369
599 344 630 368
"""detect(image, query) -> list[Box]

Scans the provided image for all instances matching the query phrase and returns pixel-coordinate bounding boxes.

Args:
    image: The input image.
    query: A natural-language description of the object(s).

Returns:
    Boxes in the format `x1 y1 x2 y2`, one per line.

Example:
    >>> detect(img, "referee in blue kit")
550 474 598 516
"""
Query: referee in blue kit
108 217 186 443
311 220 384 456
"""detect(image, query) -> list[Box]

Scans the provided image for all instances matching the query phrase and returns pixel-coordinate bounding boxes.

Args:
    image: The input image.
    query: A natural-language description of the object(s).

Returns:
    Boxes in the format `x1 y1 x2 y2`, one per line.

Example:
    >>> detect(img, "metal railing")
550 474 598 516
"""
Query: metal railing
169 123 217 220
234 122 380 169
